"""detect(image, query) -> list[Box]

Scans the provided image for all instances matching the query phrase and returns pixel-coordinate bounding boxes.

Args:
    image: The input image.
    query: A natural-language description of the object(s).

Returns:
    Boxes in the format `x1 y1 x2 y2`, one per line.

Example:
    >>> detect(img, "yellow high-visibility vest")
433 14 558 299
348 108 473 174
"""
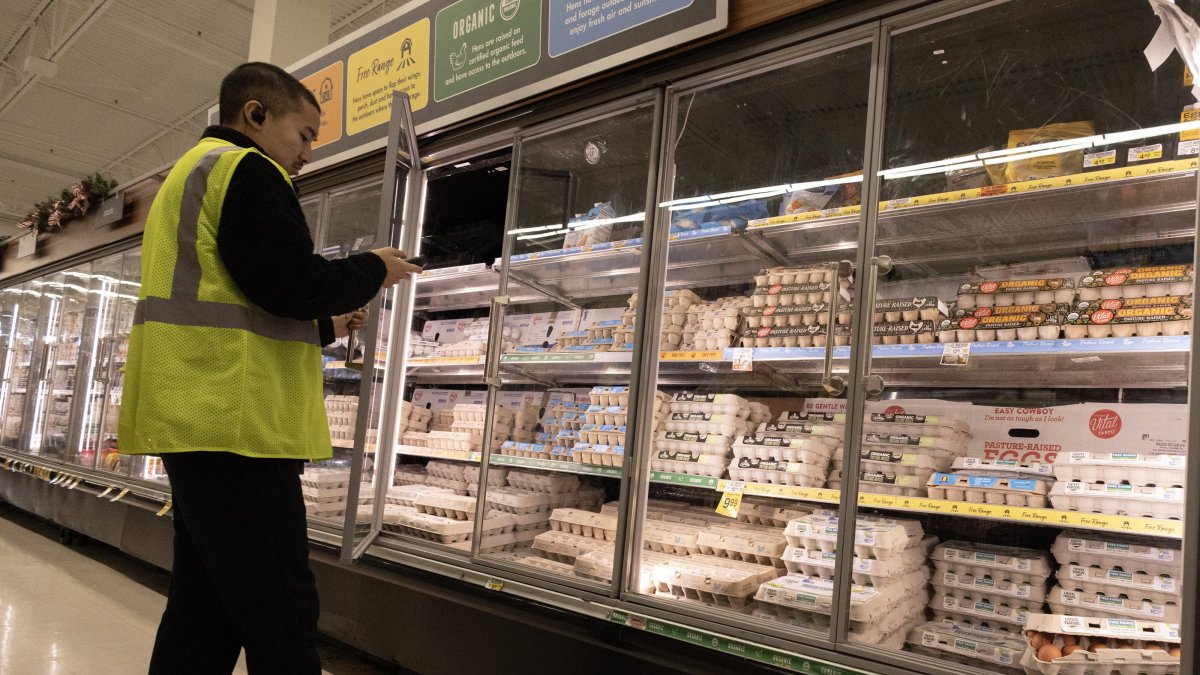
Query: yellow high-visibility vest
118 137 332 460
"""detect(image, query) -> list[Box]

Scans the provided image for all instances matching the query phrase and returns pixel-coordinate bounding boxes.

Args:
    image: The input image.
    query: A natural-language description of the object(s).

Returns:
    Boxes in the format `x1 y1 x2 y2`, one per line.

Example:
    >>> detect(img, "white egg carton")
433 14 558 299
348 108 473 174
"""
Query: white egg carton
413 493 478 520
755 570 928 623
650 554 779 609
873 296 947 322
1048 482 1184 520
741 302 848 329
507 510 551 533
1051 532 1182 578
828 469 932 497
932 541 1053 585
925 472 1051 507
424 475 470 495
936 311 1064 342
956 278 1076 309
861 432 966 463
1020 613 1182 675
1048 585 1180 622
393 465 428 486
1056 564 1179 605
300 468 351 488
696 523 789 567
424 431 480 452
545 492 581 510
532 530 615 563
505 470 581 494
462 465 507 487
907 620 1027 671
654 430 735 457
301 484 349 503
659 506 733 529
450 403 512 424
1077 265 1193 301
951 456 1055 477
489 550 576 576
932 589 1041 632
651 451 726 477
931 562 1048 603
383 510 514 544
583 405 628 426
755 266 834 286
834 446 947 474
642 520 705 555
305 502 346 517
574 549 674 591
548 508 617 541
730 435 838 464
385 484 453 506
737 499 815 527
400 433 431 448
664 412 748 437
587 386 631 407
426 460 469 481
781 539 935 585
756 420 844 444
669 392 750 416
1052 453 1185 486
727 457 827 486
863 412 972 439
784 515 923 559
573 442 625 467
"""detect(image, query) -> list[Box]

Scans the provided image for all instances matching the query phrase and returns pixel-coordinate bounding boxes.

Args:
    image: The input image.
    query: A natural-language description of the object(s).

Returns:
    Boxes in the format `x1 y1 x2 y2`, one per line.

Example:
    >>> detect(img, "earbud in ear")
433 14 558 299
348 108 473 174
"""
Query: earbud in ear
250 106 266 124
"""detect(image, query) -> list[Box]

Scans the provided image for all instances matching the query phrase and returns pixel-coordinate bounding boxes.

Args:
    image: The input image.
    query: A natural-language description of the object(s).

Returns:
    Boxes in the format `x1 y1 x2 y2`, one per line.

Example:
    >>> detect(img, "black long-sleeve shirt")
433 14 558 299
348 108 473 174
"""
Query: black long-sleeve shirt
202 126 386 345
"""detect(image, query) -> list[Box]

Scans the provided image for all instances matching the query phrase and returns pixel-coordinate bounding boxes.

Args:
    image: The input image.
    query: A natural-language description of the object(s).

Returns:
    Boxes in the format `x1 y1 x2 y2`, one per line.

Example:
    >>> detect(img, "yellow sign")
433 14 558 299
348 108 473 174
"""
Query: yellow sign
659 350 723 361
300 61 344 149
715 480 745 518
347 19 430 135
1182 108 1200 142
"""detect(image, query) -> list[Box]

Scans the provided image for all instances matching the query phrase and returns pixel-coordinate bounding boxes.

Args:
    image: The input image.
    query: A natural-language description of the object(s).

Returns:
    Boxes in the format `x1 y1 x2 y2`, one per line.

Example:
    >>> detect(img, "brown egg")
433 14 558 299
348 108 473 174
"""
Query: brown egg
1144 643 1165 652
1169 646 1182 657
1038 644 1063 662
1029 633 1047 650
1091 643 1110 653
1025 629 1039 639
1115 641 1135 649
1061 635 1077 647
1061 645 1083 656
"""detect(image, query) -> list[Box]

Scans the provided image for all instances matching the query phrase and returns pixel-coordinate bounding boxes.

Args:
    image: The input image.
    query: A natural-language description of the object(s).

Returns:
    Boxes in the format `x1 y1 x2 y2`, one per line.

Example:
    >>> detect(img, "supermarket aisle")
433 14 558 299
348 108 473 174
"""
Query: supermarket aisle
0 504 392 675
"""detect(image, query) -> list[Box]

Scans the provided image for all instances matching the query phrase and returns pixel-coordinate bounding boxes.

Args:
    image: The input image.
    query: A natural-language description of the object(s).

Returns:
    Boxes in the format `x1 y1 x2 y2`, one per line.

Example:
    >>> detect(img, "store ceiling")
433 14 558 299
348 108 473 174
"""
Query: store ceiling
0 0 412 231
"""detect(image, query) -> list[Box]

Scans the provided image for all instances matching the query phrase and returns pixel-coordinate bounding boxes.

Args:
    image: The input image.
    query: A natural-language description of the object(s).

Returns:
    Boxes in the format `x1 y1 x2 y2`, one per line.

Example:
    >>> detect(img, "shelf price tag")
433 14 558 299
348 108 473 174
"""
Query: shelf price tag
110 488 130 502
940 342 970 366
730 348 753 372
715 480 745 518
97 486 114 499
156 500 173 517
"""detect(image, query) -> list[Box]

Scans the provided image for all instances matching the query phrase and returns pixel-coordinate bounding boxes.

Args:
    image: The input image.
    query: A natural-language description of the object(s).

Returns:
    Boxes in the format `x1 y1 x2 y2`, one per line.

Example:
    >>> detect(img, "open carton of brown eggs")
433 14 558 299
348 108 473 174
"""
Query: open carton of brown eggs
1020 614 1181 675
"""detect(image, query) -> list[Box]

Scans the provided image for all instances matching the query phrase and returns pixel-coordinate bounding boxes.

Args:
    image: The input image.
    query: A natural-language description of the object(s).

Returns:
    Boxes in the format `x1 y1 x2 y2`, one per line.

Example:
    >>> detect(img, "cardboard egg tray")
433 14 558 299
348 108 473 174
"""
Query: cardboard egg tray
696 523 789 567
575 486 606 512
784 515 923 559
864 412 972 439
952 456 1055 478
531 530 615 563
386 484 453 507
665 413 748 437
584 405 628 427
300 468 351 488
424 431 480 452
757 420 844 443
931 587 1044 631
304 502 345 518
1048 482 1184 520
414 493 478 520
956 278 1076 310
424 475 470 495
755 571 929 623
426 460 469 481
781 540 934 586
731 435 838 464
907 620 1027 673
1049 585 1180 622
932 541 1052 585
505 470 581 494
873 296 947 323
1077 265 1193 301
489 550 576 576
1051 533 1181 578
301 484 349 503
400 432 431 448
431 341 486 358
1056 564 1179 606
393 466 428 486
461 465 507 487
383 510 515 544
1020 613 1182 675
741 303 849 329
642 521 704 555
481 486 551 514
871 319 938 345
932 561 1048 603
728 457 828 486
925 472 1051 507
1051 453 1185 486
738 324 852 349
1064 298 1191 339
650 554 779 609
755 267 835 286
737 500 815 527
548 508 617 541
655 430 732 456
651 451 726 477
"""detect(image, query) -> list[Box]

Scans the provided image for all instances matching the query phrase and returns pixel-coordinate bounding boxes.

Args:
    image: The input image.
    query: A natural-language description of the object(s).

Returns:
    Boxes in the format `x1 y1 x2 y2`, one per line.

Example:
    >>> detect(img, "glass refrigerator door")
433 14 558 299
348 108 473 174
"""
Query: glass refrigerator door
24 266 90 459
63 253 122 471
839 2 1195 673
627 39 873 639
1 283 39 449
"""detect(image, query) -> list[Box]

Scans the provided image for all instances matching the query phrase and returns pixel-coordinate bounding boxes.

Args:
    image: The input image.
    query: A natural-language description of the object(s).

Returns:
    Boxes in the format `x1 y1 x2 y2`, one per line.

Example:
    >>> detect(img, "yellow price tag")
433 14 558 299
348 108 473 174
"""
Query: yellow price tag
156 500 173 517
1135 149 1163 161
485 579 505 591
715 480 745 518
110 487 130 502
97 487 114 499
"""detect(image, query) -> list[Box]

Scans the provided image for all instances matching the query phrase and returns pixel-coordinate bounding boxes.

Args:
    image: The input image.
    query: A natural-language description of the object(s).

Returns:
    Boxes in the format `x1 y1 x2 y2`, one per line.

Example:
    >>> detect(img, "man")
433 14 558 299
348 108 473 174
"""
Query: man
118 62 420 674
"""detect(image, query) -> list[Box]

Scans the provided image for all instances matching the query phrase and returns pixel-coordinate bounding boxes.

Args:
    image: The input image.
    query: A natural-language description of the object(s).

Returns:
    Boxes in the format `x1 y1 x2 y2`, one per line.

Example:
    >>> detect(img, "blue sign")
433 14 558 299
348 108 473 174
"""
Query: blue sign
549 0 695 57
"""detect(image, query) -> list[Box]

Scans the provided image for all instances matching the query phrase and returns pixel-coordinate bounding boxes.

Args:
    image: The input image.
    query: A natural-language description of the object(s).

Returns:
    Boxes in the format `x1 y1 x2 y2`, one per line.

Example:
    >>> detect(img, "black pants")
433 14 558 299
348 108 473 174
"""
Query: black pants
149 452 321 675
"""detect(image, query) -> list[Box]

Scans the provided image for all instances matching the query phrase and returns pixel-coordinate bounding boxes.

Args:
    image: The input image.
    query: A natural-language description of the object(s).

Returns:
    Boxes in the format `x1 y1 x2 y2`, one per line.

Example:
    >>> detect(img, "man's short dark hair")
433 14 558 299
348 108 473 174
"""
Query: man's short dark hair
219 62 320 125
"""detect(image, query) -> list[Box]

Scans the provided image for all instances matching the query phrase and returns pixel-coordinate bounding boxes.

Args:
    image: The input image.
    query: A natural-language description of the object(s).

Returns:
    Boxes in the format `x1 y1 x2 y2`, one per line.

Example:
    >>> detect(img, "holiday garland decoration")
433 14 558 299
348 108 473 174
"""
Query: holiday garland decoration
15 173 119 235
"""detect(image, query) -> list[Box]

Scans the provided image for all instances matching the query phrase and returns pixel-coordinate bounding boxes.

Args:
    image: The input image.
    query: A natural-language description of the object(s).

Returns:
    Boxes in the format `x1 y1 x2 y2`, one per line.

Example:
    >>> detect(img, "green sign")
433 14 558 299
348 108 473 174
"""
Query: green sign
608 611 868 675
434 0 542 102
649 471 718 488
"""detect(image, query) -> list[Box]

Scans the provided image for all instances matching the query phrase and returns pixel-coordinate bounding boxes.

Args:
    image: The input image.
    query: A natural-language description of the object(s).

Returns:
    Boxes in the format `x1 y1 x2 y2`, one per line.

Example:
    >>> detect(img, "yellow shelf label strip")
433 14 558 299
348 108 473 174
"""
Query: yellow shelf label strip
659 350 724 361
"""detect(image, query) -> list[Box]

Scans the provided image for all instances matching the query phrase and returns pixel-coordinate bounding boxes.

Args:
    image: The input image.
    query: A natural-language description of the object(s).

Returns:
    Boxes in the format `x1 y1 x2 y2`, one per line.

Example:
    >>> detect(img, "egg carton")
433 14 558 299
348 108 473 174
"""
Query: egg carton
831 450 945 477
573 443 625 467
756 570 929 623
861 432 967 463
1051 532 1182 578
907 620 1028 672
425 460 469 481
431 341 487 358
932 541 1052 585
728 457 827 486
461 465 507 487
660 506 736 529
692 310 742 332
424 431 480 452
301 484 349 503
1063 301 1192 339
756 421 844 444
937 311 1064 342
956 278 1076 309
1049 585 1180 623
784 515 924 559
300 468 351 488
655 430 733 457
695 523 789 567
382 510 514 543
670 392 750 416
545 492 582 510
1077 266 1193 301
305 502 345 518
1048 482 1184 520
578 424 626 446
587 386 629 407
506 510 551 532
497 441 552 459
925 471 1051 507
952 456 1055 477
931 589 1042 632
1052 453 1185 486
871 319 939 345
664 413 749 437
400 432 431 448
873 296 947 322
1056 564 1180 606
737 500 815 527
751 604 831 632
393 465 428 486
642 520 704 555
730 435 838 464
758 590 932 642
781 539 935 585
505 470 581 494
531 530 615 563
1020 613 1182 675
449 403 512 424
931 562 1048 603
548 508 617 541
755 267 835 286
650 554 779 609
651 452 726 477
386 484 454 506
750 281 839 309
413 493 478 520
863 412 971 439
489 550 576 576
573 549 673 591
742 303 848 330
584 405 628 426
324 395 359 412
575 486 605 512
738 324 852 349
828 469 932 497
424 475 470 495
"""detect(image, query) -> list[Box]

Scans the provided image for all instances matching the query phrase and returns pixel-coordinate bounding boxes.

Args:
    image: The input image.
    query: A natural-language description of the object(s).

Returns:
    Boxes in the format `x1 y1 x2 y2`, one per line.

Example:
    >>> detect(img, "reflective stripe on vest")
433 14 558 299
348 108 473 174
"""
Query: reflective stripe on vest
132 145 319 346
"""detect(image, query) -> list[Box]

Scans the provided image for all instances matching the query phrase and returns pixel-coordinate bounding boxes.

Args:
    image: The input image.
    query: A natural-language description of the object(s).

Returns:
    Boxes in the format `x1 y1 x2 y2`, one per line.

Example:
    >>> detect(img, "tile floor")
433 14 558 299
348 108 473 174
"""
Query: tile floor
0 504 393 675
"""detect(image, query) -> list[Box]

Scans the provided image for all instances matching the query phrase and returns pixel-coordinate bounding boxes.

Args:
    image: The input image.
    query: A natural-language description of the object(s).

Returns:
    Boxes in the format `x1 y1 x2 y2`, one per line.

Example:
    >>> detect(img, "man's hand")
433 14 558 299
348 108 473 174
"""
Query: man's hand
332 308 368 338
371 247 423 286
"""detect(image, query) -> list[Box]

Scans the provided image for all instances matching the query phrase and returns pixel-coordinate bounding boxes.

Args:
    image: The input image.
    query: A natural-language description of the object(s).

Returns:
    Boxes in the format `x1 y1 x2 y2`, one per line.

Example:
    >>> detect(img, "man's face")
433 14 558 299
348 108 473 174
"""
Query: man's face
258 102 320 176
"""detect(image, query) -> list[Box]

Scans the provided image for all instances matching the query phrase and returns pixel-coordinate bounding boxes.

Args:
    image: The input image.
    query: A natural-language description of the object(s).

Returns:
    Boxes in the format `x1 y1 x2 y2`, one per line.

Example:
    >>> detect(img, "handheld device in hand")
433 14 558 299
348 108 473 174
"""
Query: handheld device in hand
406 255 427 268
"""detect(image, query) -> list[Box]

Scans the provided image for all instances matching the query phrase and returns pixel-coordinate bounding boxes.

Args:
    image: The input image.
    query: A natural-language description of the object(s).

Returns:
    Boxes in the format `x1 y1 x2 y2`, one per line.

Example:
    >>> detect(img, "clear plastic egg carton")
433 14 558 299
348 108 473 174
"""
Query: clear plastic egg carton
300 468 351 489
931 541 1053 586
1077 265 1193 301
863 412 972 441
755 571 928 624
932 562 1048 603
931 587 1043 631
1056 564 1179 606
695 523 789 567
827 470 929 497
1052 452 1185 486
956 277 1076 310
1048 585 1181 622
1051 532 1182 579
655 430 732 456
650 554 779 609
383 509 514 544
490 550 576 577
386 484 453 507
651 450 727 477
505 469 581 494
925 472 1051 507
1048 482 1184 519
424 475 470 495
727 457 827 486
731 435 839 465
642 520 704 555
664 412 748 437
392 465 428 486
907 620 1028 674
548 508 617 541
413 493 478 520
1020 613 1183 675
531 530 614 563
301 484 349 503
784 514 925 559
782 538 935 586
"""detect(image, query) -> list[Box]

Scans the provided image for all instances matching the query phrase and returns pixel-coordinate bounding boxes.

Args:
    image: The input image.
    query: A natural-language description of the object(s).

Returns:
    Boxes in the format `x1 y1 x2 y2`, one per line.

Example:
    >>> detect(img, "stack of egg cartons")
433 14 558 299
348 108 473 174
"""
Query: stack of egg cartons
870 296 947 345
325 395 358 448
682 296 749 351
301 467 353 519
1047 530 1182 624
630 289 701 352
923 540 1052 637
828 410 969 498
574 386 631 468
939 277 1075 343
761 512 932 645
554 317 624 354
731 410 840 487
424 459 470 495
509 405 539 444
398 401 432 436
907 620 1027 674
1048 450 1185 521
1065 265 1194 339
651 392 763 478
382 489 517 553
393 464 428 486
449 403 512 452
741 265 852 349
